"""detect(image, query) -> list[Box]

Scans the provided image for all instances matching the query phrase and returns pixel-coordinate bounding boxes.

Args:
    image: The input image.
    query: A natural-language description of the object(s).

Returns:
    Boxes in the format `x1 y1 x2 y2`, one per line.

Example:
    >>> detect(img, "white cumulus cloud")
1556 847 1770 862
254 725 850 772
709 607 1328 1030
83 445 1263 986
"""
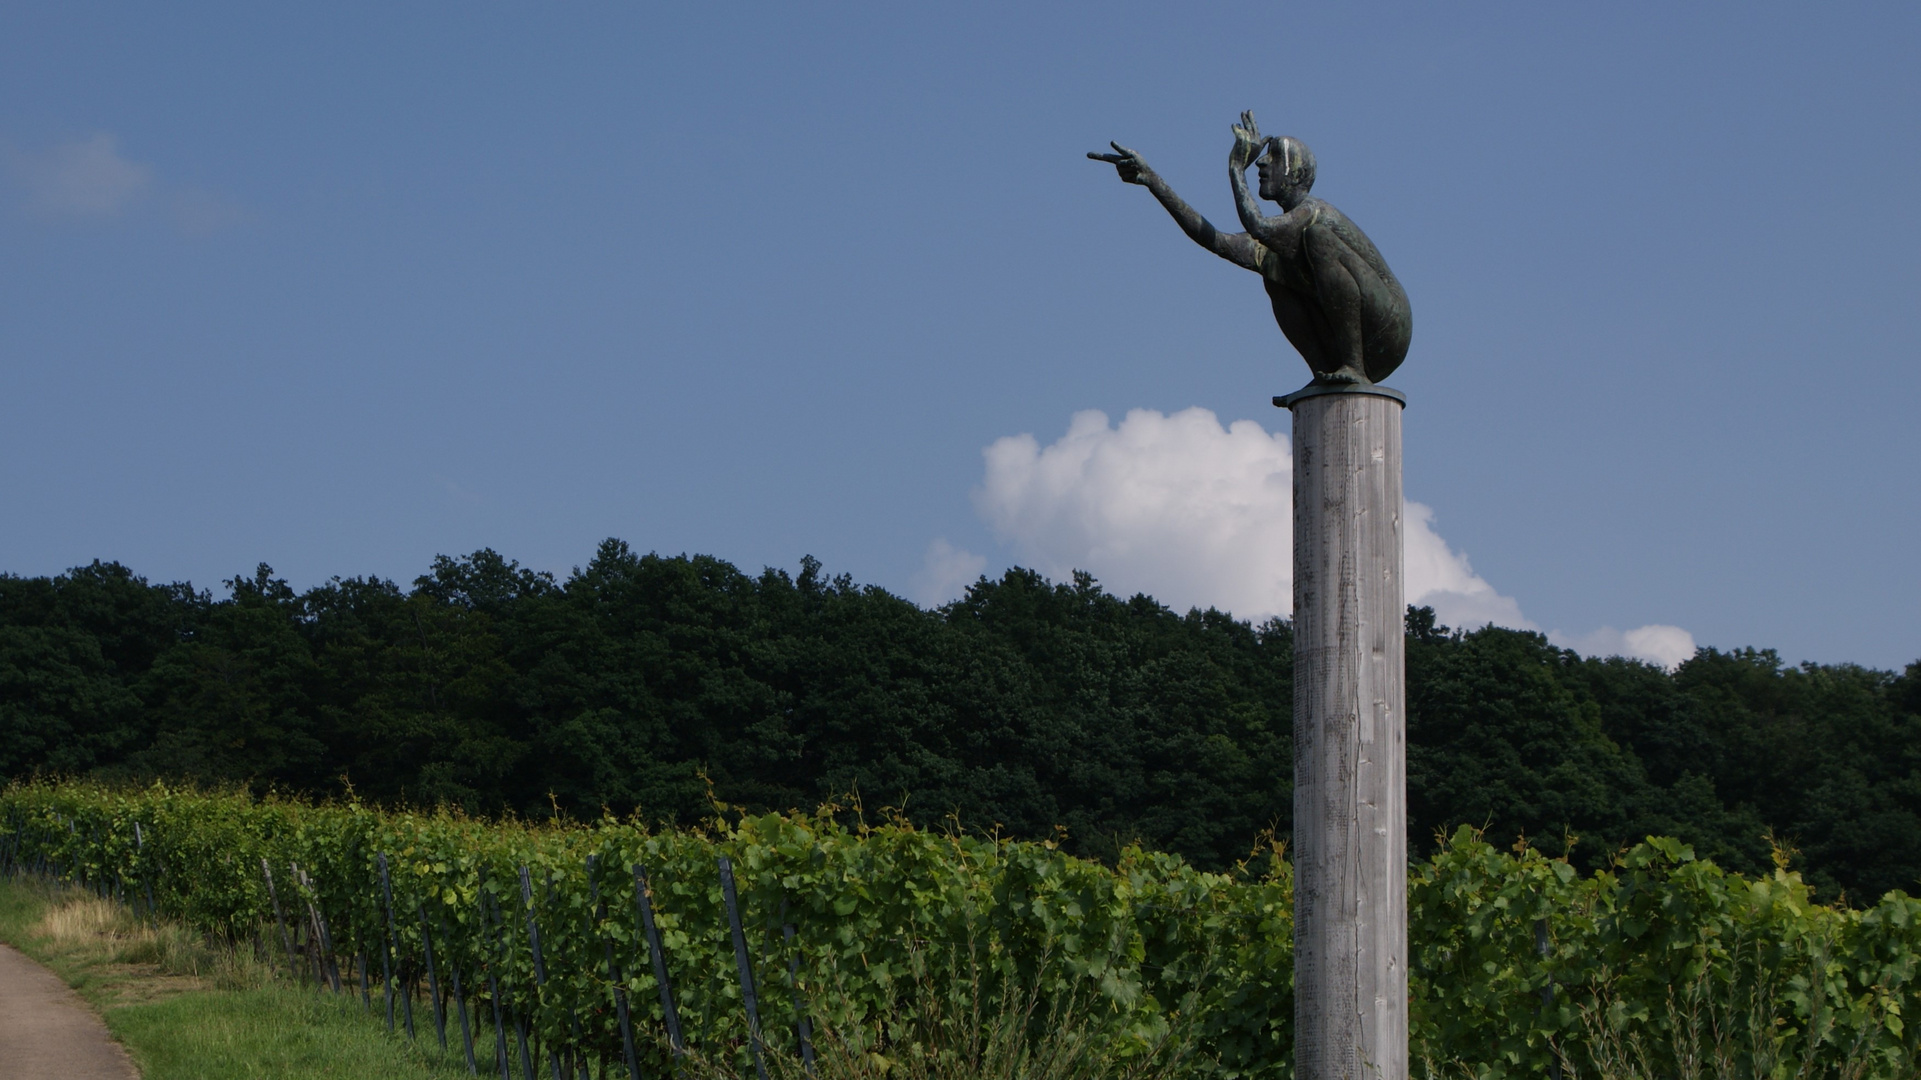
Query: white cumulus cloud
1402 501 1532 631
1552 625 1698 670
911 539 987 607
975 407 1298 618
8 133 150 218
971 406 1527 628
960 406 1694 664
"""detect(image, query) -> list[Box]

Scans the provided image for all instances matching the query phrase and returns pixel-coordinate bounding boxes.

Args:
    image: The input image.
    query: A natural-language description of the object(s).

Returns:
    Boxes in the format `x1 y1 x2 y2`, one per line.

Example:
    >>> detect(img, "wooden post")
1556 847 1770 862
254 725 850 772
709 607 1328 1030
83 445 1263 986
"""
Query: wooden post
517 866 564 1080
587 856 641 1080
379 853 400 1033
295 864 343 993
718 856 770 1080
418 901 449 1049
444 913 478 1075
634 864 684 1057
262 858 299 981
1281 384 1407 1080
134 823 155 923
783 920 816 1075
478 868 513 1080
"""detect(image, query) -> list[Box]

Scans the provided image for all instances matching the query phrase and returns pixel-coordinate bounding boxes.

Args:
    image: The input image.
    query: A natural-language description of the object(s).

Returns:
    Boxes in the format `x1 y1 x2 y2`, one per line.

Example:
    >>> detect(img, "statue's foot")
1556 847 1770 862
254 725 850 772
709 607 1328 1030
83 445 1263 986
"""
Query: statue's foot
1314 366 1370 386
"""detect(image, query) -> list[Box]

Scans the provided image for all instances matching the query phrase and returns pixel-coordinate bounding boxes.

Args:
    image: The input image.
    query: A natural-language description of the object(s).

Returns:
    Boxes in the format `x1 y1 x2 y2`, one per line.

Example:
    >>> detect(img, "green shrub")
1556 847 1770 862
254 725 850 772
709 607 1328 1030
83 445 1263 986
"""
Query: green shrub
4 780 1917 1079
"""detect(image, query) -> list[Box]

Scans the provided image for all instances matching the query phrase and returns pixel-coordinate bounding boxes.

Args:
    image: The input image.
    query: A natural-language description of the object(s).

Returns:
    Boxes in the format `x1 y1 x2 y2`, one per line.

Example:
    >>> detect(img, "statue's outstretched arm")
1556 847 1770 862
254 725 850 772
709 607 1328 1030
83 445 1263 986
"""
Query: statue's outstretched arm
1089 143 1259 271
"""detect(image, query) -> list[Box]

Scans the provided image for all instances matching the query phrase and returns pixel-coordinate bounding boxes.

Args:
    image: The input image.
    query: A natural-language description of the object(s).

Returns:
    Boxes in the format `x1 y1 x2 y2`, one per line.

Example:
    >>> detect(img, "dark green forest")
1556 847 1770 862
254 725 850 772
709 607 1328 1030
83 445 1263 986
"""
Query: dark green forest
3 544 1918 903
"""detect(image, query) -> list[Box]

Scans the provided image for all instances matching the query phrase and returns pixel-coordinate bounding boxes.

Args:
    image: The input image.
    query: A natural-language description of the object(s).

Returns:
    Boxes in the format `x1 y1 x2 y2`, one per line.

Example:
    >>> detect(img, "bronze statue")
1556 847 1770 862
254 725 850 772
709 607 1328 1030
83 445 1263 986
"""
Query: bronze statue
1091 112 1411 385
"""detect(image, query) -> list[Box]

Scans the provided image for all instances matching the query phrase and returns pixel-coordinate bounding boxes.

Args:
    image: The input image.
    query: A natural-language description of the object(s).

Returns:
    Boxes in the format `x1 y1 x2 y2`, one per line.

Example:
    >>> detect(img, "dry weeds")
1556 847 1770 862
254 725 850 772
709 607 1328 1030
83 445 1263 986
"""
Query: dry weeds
21 888 269 1006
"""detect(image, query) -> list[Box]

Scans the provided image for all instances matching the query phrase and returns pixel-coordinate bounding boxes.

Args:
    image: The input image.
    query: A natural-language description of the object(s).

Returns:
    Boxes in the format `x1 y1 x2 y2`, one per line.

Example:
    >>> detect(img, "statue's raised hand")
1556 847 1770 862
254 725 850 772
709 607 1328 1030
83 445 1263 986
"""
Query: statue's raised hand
1087 142 1152 186
1230 110 1264 169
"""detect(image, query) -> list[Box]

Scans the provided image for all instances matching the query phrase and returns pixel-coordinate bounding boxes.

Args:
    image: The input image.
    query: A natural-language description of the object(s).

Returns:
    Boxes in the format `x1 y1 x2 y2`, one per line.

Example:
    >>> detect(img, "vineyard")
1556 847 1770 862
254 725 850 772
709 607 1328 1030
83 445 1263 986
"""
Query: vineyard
3 780 1919 1080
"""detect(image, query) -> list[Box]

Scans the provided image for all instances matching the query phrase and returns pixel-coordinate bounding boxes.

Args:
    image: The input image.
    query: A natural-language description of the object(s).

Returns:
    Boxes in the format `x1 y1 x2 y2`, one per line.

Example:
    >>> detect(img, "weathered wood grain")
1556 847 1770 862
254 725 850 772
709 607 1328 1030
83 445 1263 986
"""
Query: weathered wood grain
1290 390 1406 1080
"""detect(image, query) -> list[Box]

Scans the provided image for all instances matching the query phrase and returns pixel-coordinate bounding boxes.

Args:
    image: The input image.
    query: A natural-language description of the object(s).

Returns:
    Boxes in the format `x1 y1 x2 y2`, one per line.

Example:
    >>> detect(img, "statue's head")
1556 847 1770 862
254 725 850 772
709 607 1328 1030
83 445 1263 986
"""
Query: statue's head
1256 136 1315 207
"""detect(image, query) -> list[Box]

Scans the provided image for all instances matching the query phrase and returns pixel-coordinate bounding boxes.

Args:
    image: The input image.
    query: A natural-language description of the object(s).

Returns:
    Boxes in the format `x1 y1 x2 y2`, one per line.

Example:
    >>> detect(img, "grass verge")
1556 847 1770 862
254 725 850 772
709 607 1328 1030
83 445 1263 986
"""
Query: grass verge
0 875 473 1080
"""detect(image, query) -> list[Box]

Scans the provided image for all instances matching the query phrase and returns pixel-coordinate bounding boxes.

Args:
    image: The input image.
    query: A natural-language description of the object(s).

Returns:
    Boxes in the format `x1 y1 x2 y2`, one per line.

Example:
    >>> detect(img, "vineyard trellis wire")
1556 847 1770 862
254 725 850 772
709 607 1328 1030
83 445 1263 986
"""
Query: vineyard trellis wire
3 779 1919 1080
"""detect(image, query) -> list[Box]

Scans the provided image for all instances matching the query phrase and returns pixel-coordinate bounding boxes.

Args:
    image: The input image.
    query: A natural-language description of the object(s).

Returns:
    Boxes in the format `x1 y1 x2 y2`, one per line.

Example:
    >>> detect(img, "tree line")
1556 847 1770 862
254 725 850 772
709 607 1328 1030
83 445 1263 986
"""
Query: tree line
2 542 1917 901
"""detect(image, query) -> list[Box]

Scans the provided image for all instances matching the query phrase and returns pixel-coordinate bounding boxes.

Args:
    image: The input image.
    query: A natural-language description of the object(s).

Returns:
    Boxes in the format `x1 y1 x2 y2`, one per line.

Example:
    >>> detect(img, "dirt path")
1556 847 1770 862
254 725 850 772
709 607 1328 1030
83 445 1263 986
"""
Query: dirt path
0 943 139 1079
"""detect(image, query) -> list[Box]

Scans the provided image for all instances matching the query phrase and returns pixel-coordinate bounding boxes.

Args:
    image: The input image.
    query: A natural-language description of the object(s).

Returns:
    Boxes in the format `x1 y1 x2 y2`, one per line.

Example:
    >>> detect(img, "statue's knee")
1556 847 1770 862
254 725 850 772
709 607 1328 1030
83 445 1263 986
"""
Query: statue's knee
1308 257 1362 311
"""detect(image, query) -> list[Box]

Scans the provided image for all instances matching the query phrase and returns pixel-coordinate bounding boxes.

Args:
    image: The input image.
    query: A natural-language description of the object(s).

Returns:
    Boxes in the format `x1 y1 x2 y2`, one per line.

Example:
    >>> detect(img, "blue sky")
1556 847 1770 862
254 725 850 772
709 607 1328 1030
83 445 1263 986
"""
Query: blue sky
3 4 1917 668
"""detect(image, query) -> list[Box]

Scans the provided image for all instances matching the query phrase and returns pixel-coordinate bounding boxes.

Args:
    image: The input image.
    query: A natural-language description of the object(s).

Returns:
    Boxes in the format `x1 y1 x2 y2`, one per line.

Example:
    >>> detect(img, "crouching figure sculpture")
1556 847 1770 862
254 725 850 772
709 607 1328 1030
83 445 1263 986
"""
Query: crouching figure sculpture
1091 111 1412 385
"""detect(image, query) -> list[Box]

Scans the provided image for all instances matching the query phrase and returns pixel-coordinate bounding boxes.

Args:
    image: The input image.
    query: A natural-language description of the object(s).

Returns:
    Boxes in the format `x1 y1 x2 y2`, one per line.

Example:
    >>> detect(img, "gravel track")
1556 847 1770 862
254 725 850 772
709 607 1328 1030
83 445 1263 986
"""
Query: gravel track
0 944 139 1079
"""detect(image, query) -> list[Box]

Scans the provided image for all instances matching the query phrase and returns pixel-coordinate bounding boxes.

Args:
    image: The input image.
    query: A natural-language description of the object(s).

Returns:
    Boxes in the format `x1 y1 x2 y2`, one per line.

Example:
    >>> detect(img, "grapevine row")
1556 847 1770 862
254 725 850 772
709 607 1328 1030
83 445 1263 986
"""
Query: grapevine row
3 780 1919 1079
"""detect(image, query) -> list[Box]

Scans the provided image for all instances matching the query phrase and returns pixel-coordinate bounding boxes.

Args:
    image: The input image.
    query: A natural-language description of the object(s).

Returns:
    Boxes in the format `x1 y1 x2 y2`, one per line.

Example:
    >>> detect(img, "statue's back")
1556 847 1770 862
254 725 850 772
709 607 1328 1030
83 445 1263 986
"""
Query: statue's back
1269 197 1411 384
